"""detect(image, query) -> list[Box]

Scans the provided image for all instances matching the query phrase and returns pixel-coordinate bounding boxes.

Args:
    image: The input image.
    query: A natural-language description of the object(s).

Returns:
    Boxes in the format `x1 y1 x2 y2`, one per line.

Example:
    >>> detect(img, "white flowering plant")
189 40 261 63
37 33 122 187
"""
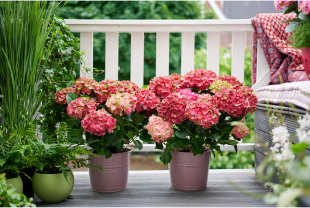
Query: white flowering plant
257 112 310 207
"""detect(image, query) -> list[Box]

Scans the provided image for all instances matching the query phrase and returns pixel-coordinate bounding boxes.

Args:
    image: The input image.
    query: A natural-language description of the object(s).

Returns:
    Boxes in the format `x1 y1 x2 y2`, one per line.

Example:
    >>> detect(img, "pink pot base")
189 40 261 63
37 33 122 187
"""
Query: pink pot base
90 184 127 193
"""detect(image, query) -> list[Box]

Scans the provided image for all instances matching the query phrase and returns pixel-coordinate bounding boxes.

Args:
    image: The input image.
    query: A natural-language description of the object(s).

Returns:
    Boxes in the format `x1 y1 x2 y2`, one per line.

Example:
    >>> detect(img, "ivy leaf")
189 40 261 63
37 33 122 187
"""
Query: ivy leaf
131 112 145 126
66 93 78 104
160 148 172 165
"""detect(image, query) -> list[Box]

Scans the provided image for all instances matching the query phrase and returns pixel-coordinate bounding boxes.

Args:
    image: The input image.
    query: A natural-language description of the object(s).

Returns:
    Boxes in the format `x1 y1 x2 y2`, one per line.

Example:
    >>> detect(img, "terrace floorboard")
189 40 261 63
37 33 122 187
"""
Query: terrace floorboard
34 169 271 207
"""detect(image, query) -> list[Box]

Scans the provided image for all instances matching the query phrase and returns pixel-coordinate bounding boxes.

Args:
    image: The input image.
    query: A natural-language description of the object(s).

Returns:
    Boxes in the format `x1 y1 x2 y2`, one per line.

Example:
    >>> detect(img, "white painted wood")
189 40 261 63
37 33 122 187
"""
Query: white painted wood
105 32 119 80
181 32 195 75
207 32 220 75
156 32 170 77
130 143 254 152
231 31 246 83
130 32 144 87
80 32 93 79
252 71 270 92
256 40 270 83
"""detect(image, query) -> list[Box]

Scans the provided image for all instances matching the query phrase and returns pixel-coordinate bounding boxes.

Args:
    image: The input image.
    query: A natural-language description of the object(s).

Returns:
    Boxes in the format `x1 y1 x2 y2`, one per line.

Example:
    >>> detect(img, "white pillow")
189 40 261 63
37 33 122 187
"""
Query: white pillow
256 81 310 111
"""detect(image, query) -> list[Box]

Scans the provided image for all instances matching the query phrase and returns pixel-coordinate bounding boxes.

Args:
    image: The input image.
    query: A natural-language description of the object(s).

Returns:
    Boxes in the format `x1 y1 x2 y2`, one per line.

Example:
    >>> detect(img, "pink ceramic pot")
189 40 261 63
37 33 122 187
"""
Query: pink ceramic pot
88 151 130 192
302 47 310 77
169 151 210 191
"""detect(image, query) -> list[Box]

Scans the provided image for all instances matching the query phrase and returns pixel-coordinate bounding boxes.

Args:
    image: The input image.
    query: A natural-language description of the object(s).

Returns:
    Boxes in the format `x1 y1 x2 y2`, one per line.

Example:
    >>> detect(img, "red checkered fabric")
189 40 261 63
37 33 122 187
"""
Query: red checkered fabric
251 13 310 85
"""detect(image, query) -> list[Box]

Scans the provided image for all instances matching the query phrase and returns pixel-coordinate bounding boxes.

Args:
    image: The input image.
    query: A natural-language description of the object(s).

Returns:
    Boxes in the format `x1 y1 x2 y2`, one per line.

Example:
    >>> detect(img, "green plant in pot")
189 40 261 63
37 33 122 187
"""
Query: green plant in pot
145 69 258 191
54 77 159 192
28 122 103 204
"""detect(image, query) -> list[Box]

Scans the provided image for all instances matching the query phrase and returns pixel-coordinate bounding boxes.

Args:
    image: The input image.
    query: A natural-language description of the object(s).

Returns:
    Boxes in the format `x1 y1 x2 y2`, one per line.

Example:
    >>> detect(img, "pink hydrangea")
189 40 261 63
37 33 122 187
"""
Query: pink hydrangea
54 87 77 104
181 69 218 91
147 74 182 99
73 77 97 95
119 80 139 94
213 85 257 118
298 1 310 15
157 92 189 124
219 75 243 87
135 89 160 113
94 80 122 103
179 89 199 101
145 115 174 143
105 93 138 116
274 0 295 11
231 124 250 139
81 109 116 136
186 95 220 129
209 80 232 94
67 97 98 119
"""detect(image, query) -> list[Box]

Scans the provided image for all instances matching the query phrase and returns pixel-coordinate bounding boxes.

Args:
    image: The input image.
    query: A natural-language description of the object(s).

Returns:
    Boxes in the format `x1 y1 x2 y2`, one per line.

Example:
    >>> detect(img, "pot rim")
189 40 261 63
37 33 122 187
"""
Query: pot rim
90 149 131 156
171 150 211 154
34 170 72 175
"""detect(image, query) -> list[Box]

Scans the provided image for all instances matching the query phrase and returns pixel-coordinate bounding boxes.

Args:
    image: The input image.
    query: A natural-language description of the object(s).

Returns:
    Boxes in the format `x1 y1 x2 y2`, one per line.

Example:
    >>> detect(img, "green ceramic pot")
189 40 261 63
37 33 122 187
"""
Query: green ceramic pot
32 171 74 203
5 175 23 193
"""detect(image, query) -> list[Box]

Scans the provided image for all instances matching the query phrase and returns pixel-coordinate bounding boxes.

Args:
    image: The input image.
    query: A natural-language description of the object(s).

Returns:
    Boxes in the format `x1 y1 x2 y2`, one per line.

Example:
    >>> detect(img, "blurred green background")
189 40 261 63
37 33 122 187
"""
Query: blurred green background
59 1 255 169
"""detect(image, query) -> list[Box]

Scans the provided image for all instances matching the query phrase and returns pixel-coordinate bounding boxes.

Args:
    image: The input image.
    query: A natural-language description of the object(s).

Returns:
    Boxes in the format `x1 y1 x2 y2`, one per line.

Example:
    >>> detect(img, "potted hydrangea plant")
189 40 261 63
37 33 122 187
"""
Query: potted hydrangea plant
145 69 257 191
55 77 159 192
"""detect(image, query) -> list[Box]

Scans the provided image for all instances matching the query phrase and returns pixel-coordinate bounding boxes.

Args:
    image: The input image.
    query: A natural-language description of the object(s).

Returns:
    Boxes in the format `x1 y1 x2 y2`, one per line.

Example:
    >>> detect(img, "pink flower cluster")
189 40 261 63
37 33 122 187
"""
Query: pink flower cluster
81 109 116 136
105 93 138 116
145 115 174 143
135 89 160 113
147 74 182 99
179 89 199 101
231 124 250 139
185 94 220 129
209 80 232 94
219 75 243 87
67 97 98 119
213 86 257 118
181 69 218 91
299 0 310 15
73 77 97 95
274 0 295 11
157 92 189 124
119 80 139 94
55 87 77 104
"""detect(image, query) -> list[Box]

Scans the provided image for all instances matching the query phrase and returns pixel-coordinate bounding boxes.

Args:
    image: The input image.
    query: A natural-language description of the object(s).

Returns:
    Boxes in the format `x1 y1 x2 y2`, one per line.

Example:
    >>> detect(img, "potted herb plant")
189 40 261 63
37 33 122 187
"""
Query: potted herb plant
145 69 257 191
55 77 159 192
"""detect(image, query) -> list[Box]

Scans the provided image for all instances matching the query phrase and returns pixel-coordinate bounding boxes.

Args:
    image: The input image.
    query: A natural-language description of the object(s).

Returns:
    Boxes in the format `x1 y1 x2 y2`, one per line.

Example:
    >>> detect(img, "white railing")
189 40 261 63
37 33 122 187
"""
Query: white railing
66 19 270 152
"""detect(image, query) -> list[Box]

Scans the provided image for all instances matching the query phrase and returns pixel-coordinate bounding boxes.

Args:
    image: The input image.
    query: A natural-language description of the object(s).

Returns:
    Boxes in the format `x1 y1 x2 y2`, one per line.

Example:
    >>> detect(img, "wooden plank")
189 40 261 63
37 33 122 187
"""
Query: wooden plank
80 32 93 79
256 41 270 82
207 32 220 75
231 31 246 84
105 32 119 80
156 32 169 77
130 32 144 87
181 32 195 75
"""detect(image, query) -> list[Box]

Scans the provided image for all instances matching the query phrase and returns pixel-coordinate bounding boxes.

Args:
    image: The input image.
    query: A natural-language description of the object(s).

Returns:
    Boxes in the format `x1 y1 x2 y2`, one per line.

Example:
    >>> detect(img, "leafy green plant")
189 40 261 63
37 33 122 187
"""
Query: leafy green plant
0 173 35 207
290 21 310 49
0 1 58 135
210 151 254 169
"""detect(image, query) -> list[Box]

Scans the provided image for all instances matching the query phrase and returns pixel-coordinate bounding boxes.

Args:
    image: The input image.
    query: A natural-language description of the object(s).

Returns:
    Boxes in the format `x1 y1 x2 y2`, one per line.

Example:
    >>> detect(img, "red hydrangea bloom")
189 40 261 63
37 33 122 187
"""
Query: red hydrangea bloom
81 109 116 136
119 80 139 94
135 89 160 113
73 77 97 95
219 75 243 87
231 124 249 139
54 87 77 104
209 80 232 94
157 92 189 124
213 85 257 118
181 69 218 91
179 89 199 101
67 97 98 119
145 115 174 143
186 94 220 129
105 93 138 116
147 74 182 99
93 80 122 103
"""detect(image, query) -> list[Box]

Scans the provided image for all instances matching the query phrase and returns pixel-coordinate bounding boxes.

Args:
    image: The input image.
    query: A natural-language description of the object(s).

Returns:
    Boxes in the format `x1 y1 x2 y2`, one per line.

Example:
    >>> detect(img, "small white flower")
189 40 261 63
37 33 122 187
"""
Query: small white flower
272 126 290 144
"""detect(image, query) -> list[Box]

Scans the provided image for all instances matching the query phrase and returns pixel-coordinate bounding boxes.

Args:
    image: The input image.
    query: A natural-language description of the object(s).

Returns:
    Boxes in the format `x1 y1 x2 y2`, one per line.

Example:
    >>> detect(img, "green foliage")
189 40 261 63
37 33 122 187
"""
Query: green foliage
290 21 310 49
0 1 58 135
0 173 35 207
209 151 254 169
58 1 216 83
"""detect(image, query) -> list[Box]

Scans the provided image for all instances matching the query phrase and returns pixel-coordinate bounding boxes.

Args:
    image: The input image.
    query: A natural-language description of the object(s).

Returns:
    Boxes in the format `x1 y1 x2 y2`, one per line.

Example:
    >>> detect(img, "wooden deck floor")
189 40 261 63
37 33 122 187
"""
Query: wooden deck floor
34 169 271 207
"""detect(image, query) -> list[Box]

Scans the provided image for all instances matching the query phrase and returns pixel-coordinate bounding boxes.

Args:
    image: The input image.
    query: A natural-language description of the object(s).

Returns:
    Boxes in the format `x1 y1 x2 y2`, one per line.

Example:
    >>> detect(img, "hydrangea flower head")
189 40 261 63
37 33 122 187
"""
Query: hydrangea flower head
67 97 98 119
94 80 122 103
179 89 199 101
219 75 243 87
105 93 138 116
135 89 160 113
181 69 218 91
145 115 174 143
81 109 116 136
55 87 77 104
209 80 232 93
119 80 139 94
274 0 295 11
147 74 182 99
231 124 250 139
298 1 310 15
73 77 97 95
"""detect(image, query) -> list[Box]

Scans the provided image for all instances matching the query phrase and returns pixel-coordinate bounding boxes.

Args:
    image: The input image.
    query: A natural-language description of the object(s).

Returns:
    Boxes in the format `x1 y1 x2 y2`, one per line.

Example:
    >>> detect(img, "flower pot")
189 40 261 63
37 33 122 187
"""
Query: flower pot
169 150 210 191
5 175 23 193
302 47 310 77
20 167 36 198
32 171 74 203
88 151 130 192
